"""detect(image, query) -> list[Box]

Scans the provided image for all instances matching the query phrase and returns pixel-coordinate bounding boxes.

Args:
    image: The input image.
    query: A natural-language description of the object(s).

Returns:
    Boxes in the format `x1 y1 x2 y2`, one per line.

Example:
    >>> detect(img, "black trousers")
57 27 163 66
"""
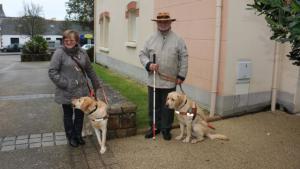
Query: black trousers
148 87 176 131
62 104 84 140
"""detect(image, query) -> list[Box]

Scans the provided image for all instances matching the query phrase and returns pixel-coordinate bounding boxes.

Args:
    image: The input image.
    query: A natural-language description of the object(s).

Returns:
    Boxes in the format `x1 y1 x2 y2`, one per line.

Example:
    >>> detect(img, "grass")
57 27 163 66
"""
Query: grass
92 63 148 128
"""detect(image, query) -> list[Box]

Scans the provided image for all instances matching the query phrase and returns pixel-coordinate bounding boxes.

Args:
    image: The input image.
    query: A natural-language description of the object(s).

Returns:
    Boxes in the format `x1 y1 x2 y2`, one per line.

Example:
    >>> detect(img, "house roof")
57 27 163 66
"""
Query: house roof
0 17 91 35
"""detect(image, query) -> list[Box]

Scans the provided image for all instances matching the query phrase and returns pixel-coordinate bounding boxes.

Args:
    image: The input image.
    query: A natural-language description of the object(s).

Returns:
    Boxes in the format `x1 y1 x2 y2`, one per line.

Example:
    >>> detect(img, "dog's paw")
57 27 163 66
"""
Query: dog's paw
191 138 204 144
86 130 93 136
175 135 183 140
82 131 93 138
182 137 190 143
100 146 106 154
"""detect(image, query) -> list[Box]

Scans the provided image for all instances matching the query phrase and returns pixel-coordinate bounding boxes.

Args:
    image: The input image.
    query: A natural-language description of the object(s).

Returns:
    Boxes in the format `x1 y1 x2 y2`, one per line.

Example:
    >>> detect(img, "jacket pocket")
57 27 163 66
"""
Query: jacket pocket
67 79 78 91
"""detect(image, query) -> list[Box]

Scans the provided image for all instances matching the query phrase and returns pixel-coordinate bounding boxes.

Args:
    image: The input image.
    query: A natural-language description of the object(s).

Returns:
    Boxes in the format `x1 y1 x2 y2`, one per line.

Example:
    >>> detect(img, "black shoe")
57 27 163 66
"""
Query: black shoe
69 138 79 147
144 129 160 139
162 130 172 141
76 137 85 145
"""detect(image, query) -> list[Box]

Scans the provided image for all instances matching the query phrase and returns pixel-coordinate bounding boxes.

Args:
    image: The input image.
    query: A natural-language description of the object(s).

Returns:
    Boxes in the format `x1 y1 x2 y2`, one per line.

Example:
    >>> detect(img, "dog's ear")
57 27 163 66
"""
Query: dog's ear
173 93 181 108
81 97 93 112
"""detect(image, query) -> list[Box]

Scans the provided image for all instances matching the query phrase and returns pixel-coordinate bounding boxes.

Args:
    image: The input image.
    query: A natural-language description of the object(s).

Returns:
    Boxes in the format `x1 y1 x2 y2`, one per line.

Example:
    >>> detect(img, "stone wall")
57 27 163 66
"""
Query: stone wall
106 101 137 139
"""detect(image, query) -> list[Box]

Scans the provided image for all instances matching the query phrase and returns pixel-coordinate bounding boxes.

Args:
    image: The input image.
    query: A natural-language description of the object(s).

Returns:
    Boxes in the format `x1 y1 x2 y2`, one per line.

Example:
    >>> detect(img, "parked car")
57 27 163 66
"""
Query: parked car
1 44 23 52
81 44 94 50
47 40 61 54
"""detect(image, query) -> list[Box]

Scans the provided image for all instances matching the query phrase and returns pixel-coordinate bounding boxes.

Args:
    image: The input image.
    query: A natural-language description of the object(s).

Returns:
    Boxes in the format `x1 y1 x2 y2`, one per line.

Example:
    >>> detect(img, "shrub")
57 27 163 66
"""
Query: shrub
21 35 51 62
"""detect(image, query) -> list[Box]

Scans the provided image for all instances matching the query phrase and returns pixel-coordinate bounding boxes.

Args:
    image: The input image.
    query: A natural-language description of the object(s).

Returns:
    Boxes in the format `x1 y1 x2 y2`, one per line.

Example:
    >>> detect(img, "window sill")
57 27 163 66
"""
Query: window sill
124 41 137 48
99 47 109 53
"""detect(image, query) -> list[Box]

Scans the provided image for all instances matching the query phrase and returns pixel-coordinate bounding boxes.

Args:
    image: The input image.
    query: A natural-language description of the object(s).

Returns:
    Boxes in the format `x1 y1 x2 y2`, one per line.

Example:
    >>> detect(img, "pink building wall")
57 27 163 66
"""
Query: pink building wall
154 0 228 95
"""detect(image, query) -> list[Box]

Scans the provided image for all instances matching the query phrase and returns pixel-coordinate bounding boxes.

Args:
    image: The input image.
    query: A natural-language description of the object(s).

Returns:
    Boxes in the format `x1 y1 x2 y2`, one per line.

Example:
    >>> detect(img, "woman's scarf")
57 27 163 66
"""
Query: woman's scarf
63 44 80 57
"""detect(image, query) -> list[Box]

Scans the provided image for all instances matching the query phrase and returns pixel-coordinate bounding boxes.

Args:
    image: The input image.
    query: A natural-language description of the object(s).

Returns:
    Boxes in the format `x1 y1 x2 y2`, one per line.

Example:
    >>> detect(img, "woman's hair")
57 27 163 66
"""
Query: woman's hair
62 29 80 42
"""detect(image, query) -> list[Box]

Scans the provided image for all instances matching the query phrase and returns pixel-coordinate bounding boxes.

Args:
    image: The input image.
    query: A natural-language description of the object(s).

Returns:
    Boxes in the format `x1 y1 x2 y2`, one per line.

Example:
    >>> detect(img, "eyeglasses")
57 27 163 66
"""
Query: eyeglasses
64 39 76 43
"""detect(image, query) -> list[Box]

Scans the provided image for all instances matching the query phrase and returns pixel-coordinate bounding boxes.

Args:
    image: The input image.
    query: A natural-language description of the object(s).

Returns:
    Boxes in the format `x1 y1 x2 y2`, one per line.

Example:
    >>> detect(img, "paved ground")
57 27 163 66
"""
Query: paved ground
0 54 299 169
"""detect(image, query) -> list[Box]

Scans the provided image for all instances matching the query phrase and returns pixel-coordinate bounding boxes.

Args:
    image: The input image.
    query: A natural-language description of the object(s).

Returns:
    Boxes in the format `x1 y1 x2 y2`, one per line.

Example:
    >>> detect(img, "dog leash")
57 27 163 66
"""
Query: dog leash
156 71 185 94
70 56 97 100
101 87 109 105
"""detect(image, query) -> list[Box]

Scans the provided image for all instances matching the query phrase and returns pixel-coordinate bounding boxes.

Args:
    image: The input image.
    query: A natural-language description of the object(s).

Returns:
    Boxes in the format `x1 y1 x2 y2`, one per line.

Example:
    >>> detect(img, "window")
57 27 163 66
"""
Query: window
128 10 137 42
56 38 62 45
10 38 19 44
125 1 139 48
99 11 110 52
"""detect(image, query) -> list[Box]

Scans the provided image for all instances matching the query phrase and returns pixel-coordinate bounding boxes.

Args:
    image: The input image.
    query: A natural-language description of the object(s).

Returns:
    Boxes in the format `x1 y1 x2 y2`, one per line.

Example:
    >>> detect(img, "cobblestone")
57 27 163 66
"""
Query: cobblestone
0 132 66 151
15 144 28 150
30 134 41 138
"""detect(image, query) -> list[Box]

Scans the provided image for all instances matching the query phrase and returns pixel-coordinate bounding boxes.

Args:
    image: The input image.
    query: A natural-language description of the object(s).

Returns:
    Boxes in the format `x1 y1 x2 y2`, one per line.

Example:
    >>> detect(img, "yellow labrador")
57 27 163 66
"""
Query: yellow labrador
166 91 228 143
72 97 108 154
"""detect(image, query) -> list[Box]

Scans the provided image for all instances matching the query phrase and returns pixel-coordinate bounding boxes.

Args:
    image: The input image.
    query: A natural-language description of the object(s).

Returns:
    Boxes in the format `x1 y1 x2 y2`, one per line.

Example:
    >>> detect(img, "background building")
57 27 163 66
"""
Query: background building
94 0 300 116
0 4 92 49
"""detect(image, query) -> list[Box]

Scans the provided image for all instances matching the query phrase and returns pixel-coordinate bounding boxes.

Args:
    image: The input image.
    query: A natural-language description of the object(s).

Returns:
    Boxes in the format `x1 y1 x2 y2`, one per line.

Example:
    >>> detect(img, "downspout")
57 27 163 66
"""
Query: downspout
271 42 280 111
93 0 97 63
209 0 223 117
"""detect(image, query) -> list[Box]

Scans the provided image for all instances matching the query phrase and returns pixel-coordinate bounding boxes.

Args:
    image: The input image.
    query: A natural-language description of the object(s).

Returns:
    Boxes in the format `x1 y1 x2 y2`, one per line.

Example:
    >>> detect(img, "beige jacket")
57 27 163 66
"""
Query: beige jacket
139 30 188 88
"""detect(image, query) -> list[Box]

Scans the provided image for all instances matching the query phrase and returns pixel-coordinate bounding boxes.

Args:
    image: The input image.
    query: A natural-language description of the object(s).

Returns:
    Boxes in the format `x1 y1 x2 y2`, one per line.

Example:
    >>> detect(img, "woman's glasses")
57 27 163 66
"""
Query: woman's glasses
64 39 76 43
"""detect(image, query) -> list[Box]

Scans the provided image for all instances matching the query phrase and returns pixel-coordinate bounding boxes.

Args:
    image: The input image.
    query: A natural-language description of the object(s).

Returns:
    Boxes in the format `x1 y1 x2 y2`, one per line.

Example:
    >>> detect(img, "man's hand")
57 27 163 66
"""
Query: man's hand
149 63 159 72
176 79 183 85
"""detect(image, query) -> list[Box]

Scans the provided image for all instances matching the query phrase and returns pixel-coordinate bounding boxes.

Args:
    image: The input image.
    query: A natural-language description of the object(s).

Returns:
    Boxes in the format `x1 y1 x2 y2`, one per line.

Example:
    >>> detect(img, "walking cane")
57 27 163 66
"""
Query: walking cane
152 54 156 140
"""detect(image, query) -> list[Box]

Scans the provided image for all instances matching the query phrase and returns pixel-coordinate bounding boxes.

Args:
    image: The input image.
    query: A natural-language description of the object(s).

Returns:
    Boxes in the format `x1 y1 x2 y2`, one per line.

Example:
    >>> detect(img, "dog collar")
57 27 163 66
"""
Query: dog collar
92 115 108 122
88 105 98 115
178 98 188 110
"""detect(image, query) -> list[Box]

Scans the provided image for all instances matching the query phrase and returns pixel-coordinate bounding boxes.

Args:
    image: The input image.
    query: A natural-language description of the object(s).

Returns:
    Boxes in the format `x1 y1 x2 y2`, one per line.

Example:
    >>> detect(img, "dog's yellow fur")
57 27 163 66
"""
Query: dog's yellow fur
166 91 228 143
72 97 108 154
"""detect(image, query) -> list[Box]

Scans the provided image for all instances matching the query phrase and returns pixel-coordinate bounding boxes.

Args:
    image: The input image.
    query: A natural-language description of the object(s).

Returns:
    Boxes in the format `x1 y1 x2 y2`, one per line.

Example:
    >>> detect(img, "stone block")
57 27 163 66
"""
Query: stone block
29 138 41 143
17 135 29 140
119 112 136 129
43 133 53 137
29 142 41 148
16 144 28 150
108 115 120 130
2 140 15 146
126 127 137 136
108 105 121 114
3 136 15 141
55 140 67 145
120 102 137 113
1 145 15 151
16 139 28 145
30 134 41 138
42 141 54 147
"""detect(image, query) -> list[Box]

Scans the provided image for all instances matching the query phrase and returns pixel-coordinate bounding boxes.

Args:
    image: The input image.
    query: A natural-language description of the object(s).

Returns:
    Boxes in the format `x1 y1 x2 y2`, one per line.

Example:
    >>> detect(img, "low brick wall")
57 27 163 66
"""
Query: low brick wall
106 101 137 139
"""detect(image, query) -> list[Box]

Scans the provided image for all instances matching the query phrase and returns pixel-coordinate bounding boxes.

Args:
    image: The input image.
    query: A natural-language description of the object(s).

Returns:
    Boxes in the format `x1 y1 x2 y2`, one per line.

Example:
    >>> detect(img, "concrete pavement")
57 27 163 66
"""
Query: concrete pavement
0 54 299 169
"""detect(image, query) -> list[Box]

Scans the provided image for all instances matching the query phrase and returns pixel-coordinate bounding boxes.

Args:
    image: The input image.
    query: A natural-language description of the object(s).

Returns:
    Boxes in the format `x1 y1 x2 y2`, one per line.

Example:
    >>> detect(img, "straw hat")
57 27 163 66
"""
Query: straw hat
151 12 176 22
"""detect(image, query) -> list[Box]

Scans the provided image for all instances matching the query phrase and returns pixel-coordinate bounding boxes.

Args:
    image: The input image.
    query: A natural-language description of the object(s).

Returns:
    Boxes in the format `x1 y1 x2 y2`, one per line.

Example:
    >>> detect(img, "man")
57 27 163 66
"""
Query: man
139 12 188 140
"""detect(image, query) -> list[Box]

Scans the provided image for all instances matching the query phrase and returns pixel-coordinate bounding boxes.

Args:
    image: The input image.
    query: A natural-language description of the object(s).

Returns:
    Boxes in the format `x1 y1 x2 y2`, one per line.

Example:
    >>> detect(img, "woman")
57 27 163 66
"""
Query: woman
48 30 101 147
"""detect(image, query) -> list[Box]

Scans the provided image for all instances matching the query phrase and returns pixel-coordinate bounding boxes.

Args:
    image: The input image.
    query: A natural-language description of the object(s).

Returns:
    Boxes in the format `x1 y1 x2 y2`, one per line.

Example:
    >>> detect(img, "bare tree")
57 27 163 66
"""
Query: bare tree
16 2 47 37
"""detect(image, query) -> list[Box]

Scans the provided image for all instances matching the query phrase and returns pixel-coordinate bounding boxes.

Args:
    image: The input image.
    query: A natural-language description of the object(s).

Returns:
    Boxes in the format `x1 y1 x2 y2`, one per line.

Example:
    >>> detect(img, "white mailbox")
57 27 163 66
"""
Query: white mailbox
237 60 251 80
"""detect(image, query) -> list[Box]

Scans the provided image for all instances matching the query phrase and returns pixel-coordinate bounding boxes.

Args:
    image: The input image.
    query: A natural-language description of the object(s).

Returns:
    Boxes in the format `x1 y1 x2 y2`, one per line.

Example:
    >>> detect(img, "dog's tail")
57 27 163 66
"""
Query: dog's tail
207 133 229 141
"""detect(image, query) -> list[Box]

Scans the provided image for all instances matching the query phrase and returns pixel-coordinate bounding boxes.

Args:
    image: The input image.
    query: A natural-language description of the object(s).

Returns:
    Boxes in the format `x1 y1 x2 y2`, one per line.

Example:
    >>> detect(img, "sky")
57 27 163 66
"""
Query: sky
0 0 69 20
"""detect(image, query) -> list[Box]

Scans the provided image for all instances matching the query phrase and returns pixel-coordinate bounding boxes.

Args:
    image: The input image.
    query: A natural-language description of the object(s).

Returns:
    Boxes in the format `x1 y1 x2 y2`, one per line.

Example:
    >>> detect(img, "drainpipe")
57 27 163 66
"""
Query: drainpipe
93 0 97 63
271 42 280 111
209 0 223 117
